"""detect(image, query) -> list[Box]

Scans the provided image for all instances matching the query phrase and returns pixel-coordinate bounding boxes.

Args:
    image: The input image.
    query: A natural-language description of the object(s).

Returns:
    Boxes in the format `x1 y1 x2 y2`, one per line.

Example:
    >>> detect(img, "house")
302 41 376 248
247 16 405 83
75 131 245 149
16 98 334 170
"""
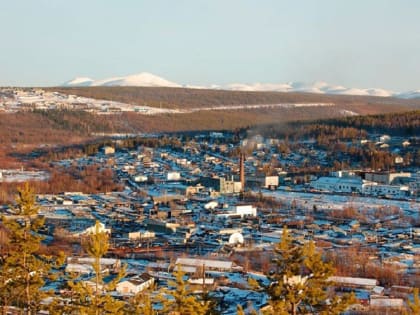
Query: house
128 230 156 240
365 172 411 185
146 219 179 234
74 222 111 236
65 257 121 274
379 135 391 143
264 176 279 189
188 277 215 291
134 175 148 182
234 204 257 217
200 176 242 194
215 204 257 218
65 263 94 274
369 297 405 309
103 146 115 155
73 222 111 237
116 273 154 296
362 183 410 198
175 257 241 272
348 220 360 231
310 176 363 193
395 156 404 164
167 171 181 181
402 140 411 147
329 276 378 290
247 175 279 189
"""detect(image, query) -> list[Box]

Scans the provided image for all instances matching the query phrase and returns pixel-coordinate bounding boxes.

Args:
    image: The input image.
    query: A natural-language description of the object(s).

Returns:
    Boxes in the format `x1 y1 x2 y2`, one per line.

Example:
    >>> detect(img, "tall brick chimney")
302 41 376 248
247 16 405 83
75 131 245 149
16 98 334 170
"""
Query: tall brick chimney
240 153 245 192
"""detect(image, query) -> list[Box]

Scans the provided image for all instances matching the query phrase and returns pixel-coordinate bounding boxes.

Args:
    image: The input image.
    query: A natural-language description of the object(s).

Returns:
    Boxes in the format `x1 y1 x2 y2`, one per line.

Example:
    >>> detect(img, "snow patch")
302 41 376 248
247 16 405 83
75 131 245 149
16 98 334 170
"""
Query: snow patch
339 109 359 116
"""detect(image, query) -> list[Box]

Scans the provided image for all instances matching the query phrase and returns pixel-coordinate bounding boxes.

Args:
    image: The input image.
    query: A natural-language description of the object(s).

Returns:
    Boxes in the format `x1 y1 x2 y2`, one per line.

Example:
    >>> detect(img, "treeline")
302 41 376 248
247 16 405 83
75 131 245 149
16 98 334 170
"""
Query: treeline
261 110 420 139
0 111 85 146
31 109 118 134
249 111 420 173
314 110 420 136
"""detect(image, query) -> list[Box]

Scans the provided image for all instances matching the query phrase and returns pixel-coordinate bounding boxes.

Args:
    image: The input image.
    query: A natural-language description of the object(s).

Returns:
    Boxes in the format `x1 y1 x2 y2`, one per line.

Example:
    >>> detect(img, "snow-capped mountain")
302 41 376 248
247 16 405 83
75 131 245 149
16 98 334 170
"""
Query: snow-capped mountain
63 72 180 88
224 81 394 97
61 72 420 99
395 90 420 99
62 77 94 87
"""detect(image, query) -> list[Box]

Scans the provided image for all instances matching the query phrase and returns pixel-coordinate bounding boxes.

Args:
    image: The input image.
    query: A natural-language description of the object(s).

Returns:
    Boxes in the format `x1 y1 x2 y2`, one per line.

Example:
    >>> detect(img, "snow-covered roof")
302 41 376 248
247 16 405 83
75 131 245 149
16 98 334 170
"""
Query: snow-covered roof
370 298 404 307
173 265 197 273
175 258 233 270
329 276 377 287
65 263 93 274
188 278 215 285
68 257 119 266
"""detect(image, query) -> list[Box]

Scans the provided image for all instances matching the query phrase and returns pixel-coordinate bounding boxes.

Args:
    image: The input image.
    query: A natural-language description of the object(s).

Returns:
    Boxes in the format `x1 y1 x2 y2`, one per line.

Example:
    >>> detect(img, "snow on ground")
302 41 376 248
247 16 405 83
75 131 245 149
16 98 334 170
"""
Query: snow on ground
186 102 334 113
0 169 49 182
339 109 359 116
214 286 268 315
265 190 419 215
5 89 337 115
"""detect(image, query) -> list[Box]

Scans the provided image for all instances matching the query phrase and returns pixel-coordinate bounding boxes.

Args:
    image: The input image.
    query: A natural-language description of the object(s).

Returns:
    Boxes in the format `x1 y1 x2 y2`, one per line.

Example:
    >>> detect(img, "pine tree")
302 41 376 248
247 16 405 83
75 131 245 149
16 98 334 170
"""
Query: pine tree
50 220 125 315
160 265 210 315
237 303 258 315
126 287 155 315
265 226 354 315
0 183 64 314
407 288 420 315
236 304 245 315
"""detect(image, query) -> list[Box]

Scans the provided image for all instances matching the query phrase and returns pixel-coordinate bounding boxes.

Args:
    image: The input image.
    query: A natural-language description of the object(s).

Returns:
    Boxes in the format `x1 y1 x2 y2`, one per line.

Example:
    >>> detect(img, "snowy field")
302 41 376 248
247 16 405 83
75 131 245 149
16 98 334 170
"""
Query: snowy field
0 169 49 182
265 190 419 215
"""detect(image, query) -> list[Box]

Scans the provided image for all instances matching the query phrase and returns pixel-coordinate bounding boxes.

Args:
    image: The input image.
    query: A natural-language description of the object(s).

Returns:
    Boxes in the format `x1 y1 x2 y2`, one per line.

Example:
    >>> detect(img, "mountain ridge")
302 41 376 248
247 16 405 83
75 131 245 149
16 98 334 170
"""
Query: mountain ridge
62 72 420 99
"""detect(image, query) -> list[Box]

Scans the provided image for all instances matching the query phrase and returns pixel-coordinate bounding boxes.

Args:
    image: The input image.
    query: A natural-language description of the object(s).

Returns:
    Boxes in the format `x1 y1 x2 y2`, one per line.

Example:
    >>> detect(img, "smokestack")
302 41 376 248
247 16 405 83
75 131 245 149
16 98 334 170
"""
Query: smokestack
240 153 245 192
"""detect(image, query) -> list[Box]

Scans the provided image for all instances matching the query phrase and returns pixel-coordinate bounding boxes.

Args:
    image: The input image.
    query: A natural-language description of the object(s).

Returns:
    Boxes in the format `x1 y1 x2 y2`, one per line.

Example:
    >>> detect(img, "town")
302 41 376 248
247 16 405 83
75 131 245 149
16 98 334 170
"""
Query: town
1 125 418 314
2 2 420 314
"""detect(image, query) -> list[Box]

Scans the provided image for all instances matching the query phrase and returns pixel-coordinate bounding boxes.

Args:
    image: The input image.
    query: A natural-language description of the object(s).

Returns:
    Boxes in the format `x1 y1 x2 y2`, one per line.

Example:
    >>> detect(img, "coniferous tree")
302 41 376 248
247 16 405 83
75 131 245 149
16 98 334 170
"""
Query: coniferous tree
0 183 64 314
126 287 155 315
265 226 354 315
160 265 210 315
50 221 125 315
407 288 420 315
236 304 245 315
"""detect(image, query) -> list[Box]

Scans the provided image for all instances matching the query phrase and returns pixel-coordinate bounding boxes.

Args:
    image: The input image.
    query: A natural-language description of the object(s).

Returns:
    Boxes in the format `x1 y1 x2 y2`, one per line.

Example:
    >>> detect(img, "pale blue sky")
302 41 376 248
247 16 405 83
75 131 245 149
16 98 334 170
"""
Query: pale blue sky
0 0 419 90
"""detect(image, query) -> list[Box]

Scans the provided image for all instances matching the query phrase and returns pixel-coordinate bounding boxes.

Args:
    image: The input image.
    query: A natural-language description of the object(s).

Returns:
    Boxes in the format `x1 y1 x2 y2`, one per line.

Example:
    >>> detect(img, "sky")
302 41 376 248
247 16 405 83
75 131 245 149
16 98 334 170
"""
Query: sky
0 0 419 91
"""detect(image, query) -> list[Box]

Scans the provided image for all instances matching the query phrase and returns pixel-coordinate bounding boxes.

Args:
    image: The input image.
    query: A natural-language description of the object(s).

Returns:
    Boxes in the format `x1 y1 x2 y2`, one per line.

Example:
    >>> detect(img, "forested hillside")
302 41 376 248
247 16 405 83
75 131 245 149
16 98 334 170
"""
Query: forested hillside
49 86 420 112
257 110 420 138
